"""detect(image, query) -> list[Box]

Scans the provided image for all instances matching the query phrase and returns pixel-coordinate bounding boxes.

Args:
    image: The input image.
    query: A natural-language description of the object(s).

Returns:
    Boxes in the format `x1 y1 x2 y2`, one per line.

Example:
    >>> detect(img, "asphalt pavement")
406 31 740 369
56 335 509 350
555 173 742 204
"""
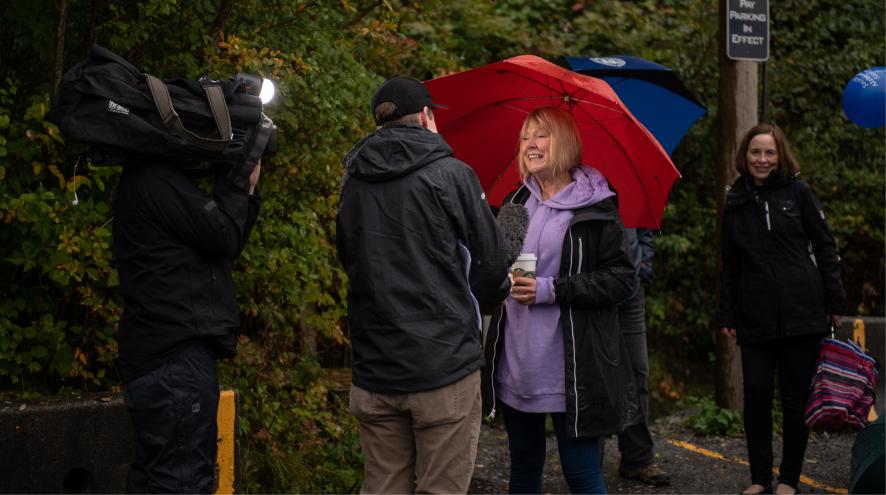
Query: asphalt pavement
469 407 858 494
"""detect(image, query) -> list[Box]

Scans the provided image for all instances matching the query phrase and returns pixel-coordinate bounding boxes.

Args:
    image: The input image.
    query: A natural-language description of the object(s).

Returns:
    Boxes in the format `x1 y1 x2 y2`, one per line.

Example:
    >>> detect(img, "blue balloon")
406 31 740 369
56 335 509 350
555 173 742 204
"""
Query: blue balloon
842 67 886 128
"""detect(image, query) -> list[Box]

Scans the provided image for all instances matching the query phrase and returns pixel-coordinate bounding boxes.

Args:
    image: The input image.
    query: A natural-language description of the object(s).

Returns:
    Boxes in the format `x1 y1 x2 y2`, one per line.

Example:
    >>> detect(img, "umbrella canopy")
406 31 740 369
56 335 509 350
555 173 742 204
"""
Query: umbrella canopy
424 55 680 228
564 55 707 155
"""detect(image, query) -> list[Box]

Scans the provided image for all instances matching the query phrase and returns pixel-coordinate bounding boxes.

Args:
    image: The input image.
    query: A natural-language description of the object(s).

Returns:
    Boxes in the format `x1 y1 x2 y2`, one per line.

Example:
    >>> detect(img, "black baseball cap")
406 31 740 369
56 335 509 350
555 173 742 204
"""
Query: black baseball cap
370 76 447 124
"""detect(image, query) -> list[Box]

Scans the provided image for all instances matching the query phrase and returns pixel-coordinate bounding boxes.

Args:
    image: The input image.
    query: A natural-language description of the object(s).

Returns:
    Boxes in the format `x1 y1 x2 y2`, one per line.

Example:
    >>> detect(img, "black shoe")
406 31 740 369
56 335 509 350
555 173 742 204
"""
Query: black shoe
619 463 671 486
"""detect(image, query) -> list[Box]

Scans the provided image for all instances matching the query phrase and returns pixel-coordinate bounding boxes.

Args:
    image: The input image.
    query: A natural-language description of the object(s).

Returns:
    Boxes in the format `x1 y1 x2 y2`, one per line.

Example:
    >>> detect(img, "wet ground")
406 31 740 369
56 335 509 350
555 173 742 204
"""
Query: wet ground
469 408 857 494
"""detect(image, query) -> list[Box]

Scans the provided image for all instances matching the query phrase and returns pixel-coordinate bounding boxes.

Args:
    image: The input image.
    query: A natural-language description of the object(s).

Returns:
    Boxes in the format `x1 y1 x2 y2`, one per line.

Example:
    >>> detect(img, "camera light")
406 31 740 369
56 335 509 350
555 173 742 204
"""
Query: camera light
260 79 276 104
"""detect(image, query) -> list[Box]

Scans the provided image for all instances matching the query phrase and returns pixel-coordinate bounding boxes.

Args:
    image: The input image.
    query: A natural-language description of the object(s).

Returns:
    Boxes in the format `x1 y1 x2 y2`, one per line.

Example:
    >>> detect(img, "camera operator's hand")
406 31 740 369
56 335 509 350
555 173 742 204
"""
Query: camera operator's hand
249 160 261 195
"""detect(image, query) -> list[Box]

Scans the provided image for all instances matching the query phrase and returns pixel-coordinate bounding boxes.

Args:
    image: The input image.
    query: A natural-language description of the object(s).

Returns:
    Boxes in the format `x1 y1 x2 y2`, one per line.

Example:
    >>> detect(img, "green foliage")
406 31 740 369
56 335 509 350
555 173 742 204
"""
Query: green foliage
0 83 121 393
683 394 786 438
684 395 744 437
219 338 362 493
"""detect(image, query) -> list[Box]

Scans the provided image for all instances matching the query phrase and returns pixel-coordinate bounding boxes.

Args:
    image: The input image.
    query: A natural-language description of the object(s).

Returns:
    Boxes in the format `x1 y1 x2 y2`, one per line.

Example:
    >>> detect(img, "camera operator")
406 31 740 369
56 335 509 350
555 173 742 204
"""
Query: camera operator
113 158 261 493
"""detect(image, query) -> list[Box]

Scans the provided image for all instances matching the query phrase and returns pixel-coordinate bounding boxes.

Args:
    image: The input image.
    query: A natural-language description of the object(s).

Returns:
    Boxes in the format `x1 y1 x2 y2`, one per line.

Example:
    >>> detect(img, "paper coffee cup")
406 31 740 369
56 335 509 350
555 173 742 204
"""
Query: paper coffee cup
511 253 537 278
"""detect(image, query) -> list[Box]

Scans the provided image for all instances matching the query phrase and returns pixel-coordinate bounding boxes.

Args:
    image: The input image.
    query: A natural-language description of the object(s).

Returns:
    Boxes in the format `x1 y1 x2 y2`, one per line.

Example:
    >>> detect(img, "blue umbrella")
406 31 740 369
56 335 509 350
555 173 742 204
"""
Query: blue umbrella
564 55 707 155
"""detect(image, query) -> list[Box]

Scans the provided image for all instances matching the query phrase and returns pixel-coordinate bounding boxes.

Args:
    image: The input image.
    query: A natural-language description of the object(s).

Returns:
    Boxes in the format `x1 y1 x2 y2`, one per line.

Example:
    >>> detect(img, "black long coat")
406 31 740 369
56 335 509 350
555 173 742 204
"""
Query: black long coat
482 186 639 438
716 174 846 345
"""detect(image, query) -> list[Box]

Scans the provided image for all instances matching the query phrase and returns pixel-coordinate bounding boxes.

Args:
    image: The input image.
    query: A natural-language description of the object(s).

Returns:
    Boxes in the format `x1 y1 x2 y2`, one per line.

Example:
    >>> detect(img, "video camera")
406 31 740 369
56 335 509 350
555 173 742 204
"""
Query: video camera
47 45 278 187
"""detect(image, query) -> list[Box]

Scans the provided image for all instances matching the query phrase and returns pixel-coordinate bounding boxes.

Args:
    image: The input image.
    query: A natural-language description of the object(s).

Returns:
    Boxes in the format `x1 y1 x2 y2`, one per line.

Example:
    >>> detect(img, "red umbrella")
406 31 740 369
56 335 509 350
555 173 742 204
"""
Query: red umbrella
424 55 680 228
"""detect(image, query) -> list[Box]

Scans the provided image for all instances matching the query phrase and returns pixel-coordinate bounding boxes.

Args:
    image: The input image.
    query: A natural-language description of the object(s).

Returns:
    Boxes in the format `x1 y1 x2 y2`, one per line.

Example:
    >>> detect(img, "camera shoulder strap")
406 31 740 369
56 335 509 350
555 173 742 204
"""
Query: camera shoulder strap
145 74 232 152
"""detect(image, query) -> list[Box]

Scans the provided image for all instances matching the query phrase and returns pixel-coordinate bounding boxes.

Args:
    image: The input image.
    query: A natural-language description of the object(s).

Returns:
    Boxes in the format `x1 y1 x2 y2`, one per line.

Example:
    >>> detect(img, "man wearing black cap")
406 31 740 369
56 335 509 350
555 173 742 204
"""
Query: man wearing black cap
336 76 513 493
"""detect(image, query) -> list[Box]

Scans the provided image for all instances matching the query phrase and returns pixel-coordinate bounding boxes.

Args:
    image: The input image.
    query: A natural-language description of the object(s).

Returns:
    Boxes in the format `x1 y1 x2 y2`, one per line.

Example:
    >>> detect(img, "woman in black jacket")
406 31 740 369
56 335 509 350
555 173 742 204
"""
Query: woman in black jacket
717 124 846 495
481 107 638 494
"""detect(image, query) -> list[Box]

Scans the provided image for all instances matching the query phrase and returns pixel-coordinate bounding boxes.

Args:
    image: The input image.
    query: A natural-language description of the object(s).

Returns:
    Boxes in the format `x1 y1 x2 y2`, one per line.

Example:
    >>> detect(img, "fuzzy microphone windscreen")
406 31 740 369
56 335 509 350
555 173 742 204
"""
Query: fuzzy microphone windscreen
496 203 529 266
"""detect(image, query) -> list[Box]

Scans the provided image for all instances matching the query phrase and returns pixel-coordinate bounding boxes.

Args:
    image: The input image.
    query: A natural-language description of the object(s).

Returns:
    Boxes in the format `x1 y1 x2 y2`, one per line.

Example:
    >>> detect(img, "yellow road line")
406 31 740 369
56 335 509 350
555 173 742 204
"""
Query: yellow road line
667 439 848 494
215 390 236 495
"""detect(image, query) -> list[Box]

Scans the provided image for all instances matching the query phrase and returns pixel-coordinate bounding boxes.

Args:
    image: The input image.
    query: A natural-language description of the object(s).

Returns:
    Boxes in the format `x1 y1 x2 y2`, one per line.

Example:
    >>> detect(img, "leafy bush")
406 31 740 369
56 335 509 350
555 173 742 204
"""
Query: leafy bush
684 395 745 437
0 84 122 394
218 337 362 493
683 394 787 438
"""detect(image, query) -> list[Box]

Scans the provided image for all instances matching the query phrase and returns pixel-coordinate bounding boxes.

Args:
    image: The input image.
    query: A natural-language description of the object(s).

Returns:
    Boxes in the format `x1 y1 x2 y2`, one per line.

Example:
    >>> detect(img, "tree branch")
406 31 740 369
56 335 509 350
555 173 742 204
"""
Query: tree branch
52 0 69 95
209 0 236 45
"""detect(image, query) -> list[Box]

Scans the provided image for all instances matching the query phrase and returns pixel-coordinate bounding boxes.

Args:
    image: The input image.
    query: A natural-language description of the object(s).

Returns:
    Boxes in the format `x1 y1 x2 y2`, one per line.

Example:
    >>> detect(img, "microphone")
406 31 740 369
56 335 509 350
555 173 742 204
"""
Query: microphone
496 203 529 266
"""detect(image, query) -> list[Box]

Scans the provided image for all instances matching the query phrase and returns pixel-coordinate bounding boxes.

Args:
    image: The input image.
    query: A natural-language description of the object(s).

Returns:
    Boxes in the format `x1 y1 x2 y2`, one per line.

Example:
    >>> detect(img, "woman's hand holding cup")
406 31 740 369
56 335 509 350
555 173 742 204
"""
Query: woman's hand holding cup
511 276 536 305
510 253 537 305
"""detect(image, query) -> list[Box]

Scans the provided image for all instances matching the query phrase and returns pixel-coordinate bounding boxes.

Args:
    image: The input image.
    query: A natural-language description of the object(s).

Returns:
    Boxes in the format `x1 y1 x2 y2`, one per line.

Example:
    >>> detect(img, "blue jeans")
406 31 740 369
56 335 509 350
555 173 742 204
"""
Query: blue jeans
501 402 606 494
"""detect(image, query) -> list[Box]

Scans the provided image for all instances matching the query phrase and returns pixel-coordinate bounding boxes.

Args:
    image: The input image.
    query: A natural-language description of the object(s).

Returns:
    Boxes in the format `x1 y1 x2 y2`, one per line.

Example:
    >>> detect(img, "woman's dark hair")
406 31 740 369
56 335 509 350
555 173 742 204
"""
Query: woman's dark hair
734 123 800 179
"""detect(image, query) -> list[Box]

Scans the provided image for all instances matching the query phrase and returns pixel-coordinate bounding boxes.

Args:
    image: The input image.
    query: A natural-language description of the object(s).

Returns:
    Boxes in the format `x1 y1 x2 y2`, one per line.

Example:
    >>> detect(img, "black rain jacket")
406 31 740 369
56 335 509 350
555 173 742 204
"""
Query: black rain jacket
482 186 640 438
337 123 511 394
716 174 846 345
114 162 260 381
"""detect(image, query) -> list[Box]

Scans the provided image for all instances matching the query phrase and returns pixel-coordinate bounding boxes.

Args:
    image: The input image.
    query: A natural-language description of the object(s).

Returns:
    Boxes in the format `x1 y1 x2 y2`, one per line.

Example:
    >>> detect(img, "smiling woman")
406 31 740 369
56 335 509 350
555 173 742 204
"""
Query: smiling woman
746 134 778 185
717 123 846 495
482 106 638 494
518 108 583 192
736 124 800 187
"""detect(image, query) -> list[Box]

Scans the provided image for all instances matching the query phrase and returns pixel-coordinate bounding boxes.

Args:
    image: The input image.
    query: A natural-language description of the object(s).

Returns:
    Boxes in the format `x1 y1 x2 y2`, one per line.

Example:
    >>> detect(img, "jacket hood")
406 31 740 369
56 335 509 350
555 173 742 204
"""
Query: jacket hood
525 165 614 210
343 123 454 182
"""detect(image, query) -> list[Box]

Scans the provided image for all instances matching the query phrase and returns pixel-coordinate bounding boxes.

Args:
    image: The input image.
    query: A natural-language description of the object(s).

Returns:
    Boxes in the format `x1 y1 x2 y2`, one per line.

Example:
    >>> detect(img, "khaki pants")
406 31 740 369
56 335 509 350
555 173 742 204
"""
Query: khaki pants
349 370 481 494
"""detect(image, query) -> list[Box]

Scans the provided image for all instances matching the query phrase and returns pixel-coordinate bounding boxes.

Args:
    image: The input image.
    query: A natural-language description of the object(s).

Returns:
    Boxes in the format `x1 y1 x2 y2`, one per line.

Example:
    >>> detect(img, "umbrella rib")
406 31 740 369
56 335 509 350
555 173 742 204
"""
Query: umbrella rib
497 96 619 114
570 102 660 224
443 96 624 133
488 151 519 196
490 66 573 99
488 65 619 111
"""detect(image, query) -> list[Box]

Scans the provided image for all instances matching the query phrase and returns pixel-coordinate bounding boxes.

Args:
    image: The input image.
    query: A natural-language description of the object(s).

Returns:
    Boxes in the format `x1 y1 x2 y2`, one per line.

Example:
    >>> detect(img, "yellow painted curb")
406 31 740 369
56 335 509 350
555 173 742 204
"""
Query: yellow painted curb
851 319 879 422
667 439 848 494
853 319 866 352
215 390 236 495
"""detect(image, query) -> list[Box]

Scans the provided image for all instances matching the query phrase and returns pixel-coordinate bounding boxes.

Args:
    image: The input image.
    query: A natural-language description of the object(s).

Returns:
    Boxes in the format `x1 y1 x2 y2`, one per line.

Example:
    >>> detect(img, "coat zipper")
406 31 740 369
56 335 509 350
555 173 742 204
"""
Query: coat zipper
568 232 582 437
764 200 771 231
487 287 506 419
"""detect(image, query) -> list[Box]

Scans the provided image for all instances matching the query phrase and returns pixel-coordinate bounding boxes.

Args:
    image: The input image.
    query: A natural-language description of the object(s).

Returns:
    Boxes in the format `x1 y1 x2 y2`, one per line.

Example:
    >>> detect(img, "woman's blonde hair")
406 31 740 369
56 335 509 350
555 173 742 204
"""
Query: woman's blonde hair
517 106 583 179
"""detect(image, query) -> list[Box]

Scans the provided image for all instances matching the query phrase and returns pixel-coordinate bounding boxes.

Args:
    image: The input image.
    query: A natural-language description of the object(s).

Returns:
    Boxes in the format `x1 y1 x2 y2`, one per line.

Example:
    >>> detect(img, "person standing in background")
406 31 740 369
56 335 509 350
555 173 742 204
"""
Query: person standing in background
717 123 846 495
614 227 671 486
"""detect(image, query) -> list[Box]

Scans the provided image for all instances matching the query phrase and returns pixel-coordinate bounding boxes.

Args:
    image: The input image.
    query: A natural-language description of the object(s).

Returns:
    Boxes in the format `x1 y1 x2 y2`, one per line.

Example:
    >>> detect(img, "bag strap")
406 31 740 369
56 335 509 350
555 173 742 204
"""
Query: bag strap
144 74 232 152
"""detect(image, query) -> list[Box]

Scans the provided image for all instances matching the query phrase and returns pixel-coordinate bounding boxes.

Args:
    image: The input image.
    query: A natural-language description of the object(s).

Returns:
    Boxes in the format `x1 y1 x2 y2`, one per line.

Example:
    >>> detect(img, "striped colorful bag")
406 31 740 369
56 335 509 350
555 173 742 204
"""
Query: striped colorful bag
804 330 880 432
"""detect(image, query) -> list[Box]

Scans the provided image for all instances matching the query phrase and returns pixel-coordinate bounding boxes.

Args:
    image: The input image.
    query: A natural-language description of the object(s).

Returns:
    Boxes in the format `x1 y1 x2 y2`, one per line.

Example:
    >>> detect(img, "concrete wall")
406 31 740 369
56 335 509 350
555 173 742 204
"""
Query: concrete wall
0 390 238 494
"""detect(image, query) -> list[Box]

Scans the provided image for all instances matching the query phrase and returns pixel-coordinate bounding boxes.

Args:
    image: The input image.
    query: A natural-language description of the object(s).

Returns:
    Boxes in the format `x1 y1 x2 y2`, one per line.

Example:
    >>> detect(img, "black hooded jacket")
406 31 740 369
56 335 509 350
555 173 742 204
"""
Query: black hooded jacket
482 186 639 438
114 162 260 381
337 123 512 394
716 174 846 345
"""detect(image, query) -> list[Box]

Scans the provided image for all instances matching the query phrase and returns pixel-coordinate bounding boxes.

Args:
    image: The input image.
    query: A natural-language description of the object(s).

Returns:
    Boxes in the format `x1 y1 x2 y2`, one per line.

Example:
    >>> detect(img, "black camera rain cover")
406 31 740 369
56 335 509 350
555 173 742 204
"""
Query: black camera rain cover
47 45 270 181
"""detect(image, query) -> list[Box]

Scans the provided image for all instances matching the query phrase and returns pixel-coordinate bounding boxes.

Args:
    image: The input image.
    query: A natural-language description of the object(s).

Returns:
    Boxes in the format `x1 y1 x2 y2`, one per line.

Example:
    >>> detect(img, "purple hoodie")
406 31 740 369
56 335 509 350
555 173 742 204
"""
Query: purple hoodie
496 165 614 413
